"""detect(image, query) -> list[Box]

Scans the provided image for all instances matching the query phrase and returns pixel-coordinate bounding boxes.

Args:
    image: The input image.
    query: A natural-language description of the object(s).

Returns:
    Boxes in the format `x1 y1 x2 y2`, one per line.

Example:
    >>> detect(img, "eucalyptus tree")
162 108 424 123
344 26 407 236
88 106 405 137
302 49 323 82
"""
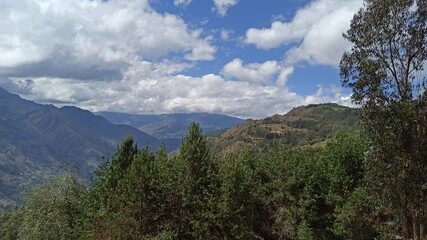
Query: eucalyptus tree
340 0 427 238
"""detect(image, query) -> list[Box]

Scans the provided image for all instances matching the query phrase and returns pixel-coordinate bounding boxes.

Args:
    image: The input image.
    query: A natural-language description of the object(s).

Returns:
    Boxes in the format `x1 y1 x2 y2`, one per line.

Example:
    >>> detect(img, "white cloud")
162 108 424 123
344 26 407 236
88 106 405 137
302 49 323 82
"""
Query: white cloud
213 0 238 16
285 3 360 66
277 67 294 87
174 0 192 6
222 58 281 83
303 84 355 108
185 34 217 61
4 60 349 119
245 21 305 49
244 0 362 66
0 0 216 79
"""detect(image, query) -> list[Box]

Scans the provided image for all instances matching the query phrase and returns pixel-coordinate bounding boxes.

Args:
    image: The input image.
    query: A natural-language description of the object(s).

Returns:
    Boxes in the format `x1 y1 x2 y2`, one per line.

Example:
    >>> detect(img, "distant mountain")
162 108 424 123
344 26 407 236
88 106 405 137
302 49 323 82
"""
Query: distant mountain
211 103 359 156
97 111 244 141
0 88 160 209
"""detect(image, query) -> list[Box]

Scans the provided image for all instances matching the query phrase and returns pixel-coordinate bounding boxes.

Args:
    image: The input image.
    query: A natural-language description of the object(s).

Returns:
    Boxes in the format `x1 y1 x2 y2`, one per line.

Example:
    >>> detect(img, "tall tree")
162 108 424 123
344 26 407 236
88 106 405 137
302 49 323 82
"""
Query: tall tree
175 122 219 238
341 0 427 105
217 150 262 239
340 0 427 238
88 136 138 239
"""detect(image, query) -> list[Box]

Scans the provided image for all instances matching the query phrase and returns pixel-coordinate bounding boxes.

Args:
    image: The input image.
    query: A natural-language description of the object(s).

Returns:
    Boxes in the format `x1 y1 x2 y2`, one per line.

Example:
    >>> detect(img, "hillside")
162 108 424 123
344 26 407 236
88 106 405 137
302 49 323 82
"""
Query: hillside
211 103 359 155
0 88 160 209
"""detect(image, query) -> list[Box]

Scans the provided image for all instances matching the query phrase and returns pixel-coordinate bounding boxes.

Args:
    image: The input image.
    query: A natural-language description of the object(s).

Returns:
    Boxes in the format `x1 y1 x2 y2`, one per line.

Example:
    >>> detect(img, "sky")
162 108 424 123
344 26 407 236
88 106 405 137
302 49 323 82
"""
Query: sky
0 0 364 119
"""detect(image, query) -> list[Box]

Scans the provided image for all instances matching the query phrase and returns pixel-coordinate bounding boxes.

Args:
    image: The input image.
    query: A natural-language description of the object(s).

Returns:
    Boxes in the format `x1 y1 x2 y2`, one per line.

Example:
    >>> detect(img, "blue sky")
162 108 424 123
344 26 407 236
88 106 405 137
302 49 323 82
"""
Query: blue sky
0 0 363 118
156 0 340 94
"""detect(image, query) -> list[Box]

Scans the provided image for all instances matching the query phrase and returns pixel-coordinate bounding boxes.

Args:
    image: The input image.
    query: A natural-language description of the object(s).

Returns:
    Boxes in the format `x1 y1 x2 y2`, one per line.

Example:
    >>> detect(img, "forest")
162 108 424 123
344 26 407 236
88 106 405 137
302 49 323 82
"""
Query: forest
0 125 375 240
0 0 427 239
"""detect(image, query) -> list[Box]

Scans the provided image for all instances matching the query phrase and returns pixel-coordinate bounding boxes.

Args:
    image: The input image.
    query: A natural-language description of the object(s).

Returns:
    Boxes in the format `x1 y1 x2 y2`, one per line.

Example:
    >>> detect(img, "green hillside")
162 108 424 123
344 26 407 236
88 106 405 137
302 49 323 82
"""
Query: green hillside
211 103 359 155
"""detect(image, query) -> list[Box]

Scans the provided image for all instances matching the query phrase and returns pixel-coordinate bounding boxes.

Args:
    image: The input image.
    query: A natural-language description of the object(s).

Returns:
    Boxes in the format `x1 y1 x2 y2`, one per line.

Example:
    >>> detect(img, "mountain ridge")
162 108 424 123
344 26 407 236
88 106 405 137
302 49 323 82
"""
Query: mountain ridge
97 111 245 141
0 88 160 209
210 103 360 156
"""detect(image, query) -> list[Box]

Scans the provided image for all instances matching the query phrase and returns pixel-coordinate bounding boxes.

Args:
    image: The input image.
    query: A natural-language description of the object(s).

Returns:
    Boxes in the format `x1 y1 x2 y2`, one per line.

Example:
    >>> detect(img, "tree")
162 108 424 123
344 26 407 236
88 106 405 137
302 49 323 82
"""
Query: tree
174 122 219 238
319 133 377 239
87 136 139 239
341 0 427 105
0 174 86 240
216 149 262 239
340 0 427 239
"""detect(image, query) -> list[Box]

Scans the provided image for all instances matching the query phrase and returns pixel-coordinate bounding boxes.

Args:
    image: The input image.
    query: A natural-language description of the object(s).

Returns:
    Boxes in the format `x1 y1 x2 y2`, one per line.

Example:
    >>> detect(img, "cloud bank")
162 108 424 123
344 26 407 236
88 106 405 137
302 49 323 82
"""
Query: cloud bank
7 64 353 119
0 0 216 79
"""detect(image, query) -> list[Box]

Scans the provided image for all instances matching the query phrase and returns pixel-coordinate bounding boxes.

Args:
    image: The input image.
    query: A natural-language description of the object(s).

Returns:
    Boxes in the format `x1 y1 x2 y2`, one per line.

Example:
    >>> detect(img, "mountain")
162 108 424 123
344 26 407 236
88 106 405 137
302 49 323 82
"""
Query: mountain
0 88 160 209
210 103 359 156
97 111 244 142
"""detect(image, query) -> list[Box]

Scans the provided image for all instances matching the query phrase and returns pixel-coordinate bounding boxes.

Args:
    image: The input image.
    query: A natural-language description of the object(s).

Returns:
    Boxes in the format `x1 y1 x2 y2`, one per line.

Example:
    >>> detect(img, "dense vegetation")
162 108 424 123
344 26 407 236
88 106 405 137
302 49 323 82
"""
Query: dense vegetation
0 123 377 239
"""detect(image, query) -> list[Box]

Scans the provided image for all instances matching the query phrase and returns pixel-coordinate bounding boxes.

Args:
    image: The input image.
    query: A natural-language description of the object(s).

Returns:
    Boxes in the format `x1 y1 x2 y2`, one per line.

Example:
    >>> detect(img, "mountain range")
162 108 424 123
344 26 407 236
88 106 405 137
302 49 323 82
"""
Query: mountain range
97 111 244 141
0 88 162 209
0 87 244 209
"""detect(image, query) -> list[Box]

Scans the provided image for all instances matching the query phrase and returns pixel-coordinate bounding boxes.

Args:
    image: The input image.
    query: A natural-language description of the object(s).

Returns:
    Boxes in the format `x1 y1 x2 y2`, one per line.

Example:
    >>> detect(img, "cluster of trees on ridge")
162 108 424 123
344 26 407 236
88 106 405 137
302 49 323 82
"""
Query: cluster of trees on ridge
0 0 427 239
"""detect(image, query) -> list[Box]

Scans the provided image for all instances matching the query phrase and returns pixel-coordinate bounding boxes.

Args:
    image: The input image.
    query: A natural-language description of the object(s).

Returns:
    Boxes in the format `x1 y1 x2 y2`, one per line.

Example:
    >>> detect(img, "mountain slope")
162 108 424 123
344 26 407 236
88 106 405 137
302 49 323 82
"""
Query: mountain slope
211 103 359 155
59 106 159 150
97 111 244 143
0 88 160 209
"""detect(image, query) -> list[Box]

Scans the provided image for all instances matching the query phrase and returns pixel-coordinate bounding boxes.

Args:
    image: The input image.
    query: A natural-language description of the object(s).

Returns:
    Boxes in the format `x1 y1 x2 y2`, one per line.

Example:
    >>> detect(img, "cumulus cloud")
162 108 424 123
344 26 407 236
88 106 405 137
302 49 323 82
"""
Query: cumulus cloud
244 0 362 66
3 60 348 119
285 3 361 66
303 85 355 108
213 0 238 16
185 34 217 61
0 0 216 80
222 58 281 83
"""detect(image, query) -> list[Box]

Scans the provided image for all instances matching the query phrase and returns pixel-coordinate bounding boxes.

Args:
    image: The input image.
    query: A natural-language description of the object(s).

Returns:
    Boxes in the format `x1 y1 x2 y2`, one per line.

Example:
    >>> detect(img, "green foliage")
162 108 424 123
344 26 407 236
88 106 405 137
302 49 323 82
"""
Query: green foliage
318 132 376 239
84 123 222 239
178 122 214 194
172 122 219 238
290 119 318 129
361 101 427 237
263 148 320 239
216 150 263 239
84 136 140 239
0 174 86 240
257 132 375 240
340 0 427 238
340 0 427 105
0 125 382 239
333 187 377 239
